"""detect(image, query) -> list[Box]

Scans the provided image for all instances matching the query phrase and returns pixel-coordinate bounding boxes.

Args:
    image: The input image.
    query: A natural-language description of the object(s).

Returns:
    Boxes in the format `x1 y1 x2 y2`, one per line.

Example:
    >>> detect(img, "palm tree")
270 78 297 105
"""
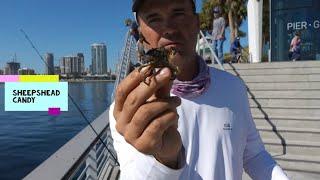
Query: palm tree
225 0 247 42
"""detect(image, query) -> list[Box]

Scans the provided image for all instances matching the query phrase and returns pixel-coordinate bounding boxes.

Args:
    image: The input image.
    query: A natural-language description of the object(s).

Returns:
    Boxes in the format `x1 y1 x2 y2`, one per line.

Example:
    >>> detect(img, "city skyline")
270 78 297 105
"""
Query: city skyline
0 47 105 75
0 0 205 74
0 1 249 74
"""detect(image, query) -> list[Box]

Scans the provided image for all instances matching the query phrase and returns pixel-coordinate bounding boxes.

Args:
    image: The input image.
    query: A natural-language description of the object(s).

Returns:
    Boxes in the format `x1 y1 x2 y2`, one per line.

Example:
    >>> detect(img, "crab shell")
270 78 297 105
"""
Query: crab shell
142 47 180 78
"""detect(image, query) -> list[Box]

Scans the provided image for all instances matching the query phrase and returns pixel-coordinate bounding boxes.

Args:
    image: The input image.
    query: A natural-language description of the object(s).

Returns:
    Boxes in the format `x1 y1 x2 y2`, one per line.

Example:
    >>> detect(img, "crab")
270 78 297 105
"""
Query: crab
138 47 180 84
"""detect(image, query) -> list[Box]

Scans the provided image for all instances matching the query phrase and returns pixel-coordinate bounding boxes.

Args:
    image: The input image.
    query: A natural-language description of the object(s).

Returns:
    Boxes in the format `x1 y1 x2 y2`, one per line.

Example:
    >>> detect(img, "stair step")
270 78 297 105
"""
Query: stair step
241 74 320 83
99 160 112 180
246 82 320 90
283 171 320 180
223 61 320 70
257 126 320 141
249 99 320 109
228 60 320 180
109 166 120 180
274 154 320 174
248 90 320 99
243 170 320 180
226 67 320 76
251 108 320 119
254 118 320 129
263 139 320 157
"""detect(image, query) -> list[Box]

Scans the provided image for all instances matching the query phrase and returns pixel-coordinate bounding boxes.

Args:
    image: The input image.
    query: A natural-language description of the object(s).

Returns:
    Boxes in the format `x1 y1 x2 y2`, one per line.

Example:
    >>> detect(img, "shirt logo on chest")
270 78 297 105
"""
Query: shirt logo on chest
223 123 232 130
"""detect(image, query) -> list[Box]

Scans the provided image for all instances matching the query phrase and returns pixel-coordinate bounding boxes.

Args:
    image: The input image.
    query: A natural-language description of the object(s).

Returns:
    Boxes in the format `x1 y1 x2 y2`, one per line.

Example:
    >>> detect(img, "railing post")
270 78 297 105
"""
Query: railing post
198 30 225 71
85 147 98 180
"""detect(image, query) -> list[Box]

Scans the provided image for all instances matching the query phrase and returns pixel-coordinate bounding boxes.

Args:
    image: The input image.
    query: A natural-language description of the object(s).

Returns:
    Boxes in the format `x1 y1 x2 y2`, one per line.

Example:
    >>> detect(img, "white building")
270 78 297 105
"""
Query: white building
91 43 107 75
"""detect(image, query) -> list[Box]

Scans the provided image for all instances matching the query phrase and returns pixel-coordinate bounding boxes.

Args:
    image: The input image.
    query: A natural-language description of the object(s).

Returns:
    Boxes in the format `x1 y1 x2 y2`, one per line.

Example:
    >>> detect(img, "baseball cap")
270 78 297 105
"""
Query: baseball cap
132 0 196 13
213 6 221 13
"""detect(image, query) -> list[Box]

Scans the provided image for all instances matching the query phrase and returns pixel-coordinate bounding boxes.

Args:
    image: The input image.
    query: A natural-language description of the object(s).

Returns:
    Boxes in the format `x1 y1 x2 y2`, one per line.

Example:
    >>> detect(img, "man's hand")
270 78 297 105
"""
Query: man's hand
113 67 182 169
218 34 225 40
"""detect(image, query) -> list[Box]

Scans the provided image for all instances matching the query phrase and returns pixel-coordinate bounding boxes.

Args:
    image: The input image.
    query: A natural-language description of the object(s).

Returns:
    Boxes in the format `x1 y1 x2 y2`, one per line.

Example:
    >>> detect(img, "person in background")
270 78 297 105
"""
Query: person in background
289 31 301 61
211 6 226 63
230 36 243 63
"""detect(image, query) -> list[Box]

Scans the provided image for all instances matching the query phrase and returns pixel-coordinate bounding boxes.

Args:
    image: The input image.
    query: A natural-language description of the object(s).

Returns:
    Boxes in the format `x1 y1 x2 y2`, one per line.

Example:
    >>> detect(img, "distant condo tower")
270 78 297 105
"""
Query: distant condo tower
5 54 20 75
45 53 54 75
60 53 85 75
5 62 20 75
91 43 107 75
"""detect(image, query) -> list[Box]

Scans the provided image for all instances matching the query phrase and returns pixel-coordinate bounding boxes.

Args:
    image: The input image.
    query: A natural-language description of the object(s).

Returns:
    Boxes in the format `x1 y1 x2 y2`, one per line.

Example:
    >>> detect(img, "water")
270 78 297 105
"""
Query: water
0 82 114 180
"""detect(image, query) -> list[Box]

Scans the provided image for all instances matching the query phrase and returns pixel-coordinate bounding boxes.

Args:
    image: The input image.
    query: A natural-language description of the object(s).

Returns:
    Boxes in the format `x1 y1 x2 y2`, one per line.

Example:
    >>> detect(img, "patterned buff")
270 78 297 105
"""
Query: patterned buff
171 56 211 98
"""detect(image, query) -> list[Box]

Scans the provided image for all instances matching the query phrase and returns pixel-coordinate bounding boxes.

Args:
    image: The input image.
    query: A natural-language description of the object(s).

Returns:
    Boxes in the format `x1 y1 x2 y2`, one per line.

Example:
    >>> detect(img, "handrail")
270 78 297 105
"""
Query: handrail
112 30 138 101
198 30 225 71
23 109 118 180
25 29 139 180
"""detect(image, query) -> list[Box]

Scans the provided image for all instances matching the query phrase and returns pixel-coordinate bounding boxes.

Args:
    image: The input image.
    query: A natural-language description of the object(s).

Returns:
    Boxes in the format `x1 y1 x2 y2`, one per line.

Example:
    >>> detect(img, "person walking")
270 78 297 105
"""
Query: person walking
289 31 301 61
211 6 226 63
230 36 243 63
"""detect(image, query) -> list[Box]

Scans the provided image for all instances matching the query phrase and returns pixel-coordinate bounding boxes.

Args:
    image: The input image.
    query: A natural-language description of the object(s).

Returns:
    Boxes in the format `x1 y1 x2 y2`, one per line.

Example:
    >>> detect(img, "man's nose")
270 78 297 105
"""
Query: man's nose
161 20 178 37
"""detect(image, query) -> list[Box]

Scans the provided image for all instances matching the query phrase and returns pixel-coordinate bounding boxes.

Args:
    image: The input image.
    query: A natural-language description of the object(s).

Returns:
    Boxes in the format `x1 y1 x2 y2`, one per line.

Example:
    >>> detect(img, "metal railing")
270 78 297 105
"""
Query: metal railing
24 110 119 180
197 30 225 71
113 31 138 100
24 31 138 180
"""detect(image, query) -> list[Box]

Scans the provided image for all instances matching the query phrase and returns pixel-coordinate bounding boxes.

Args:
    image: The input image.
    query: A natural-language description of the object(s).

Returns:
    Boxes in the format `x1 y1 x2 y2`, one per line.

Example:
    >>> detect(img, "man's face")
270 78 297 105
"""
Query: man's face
137 0 199 64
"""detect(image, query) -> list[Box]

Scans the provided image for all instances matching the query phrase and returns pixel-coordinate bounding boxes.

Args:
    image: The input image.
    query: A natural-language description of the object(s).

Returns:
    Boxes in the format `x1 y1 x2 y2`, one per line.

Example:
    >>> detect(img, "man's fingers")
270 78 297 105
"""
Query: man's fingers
132 110 179 154
124 97 181 141
155 68 173 99
119 68 172 126
113 67 150 118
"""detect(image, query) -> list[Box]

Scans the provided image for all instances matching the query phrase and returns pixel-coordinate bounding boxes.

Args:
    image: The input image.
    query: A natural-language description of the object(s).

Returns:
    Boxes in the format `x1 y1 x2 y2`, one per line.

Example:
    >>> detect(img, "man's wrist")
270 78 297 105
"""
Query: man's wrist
154 146 185 169
155 155 179 169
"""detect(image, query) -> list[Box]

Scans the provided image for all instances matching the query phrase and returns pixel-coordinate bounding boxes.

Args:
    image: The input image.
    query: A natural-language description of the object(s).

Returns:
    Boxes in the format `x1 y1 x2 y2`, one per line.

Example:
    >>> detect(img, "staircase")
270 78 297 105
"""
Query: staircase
221 61 320 180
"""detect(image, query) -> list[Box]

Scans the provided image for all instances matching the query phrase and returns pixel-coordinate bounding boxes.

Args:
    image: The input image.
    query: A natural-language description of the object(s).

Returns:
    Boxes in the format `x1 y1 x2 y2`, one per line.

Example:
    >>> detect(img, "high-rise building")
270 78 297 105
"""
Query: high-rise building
18 68 35 75
5 61 20 75
0 69 3 75
91 43 107 75
4 67 9 75
54 66 61 75
77 53 85 73
59 53 85 75
89 65 92 74
45 53 54 75
60 58 65 74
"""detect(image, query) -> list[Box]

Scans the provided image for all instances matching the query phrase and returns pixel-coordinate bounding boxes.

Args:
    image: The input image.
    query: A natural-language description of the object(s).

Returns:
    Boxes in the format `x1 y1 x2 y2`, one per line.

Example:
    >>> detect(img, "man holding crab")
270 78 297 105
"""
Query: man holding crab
109 0 289 179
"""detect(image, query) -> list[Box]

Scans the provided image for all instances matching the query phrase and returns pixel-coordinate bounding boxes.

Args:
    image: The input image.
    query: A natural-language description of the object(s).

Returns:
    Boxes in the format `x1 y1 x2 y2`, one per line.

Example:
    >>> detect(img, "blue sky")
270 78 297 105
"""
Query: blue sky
0 0 248 74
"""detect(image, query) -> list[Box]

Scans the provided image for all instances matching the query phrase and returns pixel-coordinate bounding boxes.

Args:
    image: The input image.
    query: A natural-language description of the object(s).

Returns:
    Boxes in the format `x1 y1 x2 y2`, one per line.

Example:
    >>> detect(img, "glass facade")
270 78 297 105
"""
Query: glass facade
271 0 320 61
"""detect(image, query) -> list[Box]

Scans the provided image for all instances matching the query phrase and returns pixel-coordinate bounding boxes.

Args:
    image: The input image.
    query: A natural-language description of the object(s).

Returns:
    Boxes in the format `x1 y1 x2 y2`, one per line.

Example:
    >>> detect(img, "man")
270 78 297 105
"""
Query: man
211 6 226 63
110 0 289 179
